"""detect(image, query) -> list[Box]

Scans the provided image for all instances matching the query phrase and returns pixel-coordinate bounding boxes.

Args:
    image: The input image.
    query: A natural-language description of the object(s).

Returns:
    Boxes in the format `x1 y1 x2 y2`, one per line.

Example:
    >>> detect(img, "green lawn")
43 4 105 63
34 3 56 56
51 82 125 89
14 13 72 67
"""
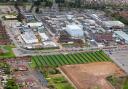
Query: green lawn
0 35 7 39
0 62 9 68
0 45 15 59
48 76 74 89
30 50 112 67
42 67 74 89
123 80 128 89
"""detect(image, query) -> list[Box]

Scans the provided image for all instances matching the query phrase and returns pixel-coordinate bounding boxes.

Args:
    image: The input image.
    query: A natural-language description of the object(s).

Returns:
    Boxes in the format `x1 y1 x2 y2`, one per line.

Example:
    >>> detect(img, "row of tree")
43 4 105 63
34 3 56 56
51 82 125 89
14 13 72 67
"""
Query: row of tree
0 0 123 10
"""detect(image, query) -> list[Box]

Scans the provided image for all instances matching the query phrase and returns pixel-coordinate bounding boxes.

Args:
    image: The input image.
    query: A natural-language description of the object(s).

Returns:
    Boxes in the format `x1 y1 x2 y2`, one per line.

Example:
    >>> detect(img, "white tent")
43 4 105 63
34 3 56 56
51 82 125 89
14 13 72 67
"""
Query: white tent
66 24 84 38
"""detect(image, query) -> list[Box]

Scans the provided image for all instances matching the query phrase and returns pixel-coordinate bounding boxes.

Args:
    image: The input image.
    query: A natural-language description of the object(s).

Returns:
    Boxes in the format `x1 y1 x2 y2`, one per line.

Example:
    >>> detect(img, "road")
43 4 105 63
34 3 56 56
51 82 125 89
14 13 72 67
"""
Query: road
12 45 127 57
3 21 22 48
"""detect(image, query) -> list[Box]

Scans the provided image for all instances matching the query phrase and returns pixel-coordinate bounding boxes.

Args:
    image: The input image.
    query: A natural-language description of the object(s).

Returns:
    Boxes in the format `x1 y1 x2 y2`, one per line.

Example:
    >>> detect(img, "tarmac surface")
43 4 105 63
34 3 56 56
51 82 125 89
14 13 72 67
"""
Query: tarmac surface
106 49 128 74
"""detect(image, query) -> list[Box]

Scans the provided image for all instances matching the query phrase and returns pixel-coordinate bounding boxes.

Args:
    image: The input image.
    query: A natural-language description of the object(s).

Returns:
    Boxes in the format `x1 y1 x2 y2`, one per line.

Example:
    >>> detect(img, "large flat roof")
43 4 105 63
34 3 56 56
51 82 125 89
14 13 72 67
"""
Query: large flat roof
114 31 128 41
21 32 38 44
103 21 125 27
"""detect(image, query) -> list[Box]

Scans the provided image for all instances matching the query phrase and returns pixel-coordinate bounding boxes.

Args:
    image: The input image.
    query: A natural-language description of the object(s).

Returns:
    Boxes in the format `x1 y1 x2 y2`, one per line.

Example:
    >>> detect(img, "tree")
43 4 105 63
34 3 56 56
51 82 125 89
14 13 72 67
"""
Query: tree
74 0 81 8
35 7 40 13
45 0 53 8
17 13 24 22
30 0 41 13
4 79 18 89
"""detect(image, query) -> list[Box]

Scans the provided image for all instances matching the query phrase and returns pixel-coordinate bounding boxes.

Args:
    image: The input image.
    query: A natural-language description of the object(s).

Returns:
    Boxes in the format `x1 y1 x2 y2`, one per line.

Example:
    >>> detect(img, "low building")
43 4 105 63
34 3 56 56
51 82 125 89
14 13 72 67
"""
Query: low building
102 21 125 29
58 30 72 43
17 65 28 71
4 15 17 20
113 31 128 44
97 43 105 48
27 22 43 28
21 32 38 44
94 33 113 42
38 32 49 42
90 14 101 22
84 19 96 26
119 11 128 18
24 14 43 27
24 14 37 22
66 15 74 20
43 41 58 48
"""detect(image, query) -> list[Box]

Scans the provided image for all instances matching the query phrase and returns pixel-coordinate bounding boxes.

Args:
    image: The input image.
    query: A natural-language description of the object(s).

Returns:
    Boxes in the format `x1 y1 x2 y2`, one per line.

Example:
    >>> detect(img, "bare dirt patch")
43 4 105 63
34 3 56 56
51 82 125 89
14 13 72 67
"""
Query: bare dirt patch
60 62 125 89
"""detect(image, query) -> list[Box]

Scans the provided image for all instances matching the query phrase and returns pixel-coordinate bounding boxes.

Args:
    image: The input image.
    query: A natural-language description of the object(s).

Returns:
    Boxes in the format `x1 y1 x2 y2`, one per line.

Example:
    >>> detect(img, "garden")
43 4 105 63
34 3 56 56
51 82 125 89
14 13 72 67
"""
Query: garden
107 75 128 89
40 67 74 89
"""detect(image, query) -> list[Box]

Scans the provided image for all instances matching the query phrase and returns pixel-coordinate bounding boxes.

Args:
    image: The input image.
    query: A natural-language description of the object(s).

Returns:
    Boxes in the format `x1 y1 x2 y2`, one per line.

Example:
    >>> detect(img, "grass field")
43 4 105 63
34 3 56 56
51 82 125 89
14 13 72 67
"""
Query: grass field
0 34 8 39
123 81 128 89
48 76 74 89
0 45 15 59
30 50 112 67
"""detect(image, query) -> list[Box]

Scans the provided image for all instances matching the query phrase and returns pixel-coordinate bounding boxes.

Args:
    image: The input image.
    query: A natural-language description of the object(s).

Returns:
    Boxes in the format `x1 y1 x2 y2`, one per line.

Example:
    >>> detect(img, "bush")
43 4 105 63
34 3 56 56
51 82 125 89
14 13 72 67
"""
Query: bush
48 69 57 74
4 79 18 89
47 84 55 89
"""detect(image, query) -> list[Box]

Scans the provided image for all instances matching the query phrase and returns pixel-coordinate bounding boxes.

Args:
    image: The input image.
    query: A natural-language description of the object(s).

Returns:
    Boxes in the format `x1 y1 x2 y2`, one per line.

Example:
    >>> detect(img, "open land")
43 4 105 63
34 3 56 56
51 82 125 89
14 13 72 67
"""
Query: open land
60 62 126 89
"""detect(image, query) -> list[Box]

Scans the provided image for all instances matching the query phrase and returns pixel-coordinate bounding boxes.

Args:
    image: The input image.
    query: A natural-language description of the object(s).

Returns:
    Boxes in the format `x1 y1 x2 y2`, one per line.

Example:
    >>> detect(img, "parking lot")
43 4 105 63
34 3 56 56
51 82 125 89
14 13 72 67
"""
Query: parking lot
107 48 128 74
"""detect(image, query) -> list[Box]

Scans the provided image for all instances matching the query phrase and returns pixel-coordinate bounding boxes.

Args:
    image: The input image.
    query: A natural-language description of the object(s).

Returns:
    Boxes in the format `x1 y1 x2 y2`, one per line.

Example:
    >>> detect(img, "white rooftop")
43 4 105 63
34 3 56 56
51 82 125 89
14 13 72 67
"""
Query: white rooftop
38 32 49 41
66 15 74 20
43 41 57 47
66 24 84 38
103 21 125 27
5 15 17 19
67 24 82 30
21 32 38 44
27 22 43 27
85 19 96 24
114 31 128 42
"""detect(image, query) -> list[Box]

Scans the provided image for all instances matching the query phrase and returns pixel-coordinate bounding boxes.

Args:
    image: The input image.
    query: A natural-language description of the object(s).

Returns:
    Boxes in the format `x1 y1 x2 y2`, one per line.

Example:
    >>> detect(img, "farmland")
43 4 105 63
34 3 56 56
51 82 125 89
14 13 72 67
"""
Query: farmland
30 50 112 67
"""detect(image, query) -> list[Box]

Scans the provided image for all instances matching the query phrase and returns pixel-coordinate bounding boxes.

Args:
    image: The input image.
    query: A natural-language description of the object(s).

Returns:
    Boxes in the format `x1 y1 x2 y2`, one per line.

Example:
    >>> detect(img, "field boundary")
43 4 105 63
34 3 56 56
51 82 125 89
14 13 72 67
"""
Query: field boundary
58 68 78 89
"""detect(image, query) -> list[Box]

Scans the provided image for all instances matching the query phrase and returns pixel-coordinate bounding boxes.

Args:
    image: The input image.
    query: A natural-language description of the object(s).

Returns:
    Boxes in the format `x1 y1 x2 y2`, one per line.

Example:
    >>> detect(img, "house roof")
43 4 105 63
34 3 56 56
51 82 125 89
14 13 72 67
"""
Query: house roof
94 33 113 42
